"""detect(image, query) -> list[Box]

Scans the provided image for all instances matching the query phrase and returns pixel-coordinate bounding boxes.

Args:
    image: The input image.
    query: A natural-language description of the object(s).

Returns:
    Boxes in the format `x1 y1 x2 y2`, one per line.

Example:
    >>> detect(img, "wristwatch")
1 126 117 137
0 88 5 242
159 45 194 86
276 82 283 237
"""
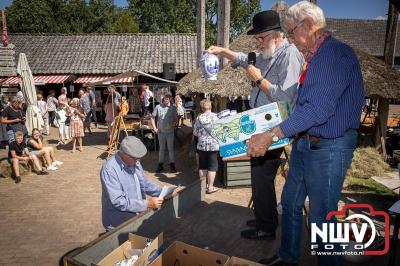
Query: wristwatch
255 78 264 87
270 131 279 143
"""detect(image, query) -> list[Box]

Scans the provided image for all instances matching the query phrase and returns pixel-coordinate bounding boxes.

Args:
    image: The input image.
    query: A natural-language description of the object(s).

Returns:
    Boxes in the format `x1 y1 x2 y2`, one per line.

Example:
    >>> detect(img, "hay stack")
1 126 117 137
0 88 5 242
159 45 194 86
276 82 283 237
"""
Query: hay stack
0 158 32 179
347 147 391 179
278 146 390 180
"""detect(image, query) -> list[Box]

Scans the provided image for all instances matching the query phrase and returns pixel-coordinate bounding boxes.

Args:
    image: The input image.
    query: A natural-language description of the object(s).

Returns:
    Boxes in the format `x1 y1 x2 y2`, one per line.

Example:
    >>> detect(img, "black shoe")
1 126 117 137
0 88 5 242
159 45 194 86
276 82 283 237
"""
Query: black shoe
258 255 298 266
38 170 49 175
14 176 21 184
156 164 164 173
240 228 275 240
170 163 177 173
246 219 257 227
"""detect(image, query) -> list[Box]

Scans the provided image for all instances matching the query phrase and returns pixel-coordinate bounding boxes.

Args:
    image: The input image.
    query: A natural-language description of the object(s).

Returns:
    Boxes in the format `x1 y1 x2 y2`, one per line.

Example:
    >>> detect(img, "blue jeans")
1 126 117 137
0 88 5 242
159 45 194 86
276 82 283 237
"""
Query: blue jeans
158 132 175 163
278 130 357 266
7 130 15 143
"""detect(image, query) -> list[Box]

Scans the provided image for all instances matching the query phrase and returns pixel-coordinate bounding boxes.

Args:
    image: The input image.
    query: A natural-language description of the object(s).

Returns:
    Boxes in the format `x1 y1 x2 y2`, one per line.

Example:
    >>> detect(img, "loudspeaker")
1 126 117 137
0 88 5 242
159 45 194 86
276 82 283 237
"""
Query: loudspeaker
163 63 176 80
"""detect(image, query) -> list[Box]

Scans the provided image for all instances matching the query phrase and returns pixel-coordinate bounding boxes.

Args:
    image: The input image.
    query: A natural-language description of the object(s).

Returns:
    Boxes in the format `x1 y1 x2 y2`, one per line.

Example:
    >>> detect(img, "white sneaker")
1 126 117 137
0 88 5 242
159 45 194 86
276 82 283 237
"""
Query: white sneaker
53 161 63 166
47 165 58 171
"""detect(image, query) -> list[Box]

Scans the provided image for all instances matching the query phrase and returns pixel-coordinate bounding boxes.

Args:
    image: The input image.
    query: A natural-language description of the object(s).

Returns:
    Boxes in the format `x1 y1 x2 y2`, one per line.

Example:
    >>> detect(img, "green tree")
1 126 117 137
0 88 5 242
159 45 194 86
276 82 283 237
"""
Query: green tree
6 0 57 33
113 10 139 33
62 0 92 33
128 0 196 33
87 0 116 32
230 0 260 39
127 0 260 46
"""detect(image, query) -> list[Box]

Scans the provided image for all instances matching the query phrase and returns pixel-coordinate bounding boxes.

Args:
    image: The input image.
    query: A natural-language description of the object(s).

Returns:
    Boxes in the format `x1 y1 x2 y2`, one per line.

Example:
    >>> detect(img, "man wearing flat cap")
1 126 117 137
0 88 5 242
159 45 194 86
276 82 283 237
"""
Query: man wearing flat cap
100 136 164 230
208 10 303 240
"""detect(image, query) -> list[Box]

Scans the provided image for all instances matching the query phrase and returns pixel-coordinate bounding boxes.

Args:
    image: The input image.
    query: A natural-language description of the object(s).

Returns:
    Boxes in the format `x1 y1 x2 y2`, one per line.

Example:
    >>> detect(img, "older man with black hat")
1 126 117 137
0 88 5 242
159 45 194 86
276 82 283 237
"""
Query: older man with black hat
208 10 303 240
100 136 164 230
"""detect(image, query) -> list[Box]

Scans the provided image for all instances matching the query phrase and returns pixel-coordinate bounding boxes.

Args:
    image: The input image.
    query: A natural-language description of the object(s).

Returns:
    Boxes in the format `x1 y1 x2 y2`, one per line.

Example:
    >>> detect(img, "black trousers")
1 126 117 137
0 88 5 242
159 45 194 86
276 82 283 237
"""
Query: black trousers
48 111 56 126
91 106 98 125
250 148 283 232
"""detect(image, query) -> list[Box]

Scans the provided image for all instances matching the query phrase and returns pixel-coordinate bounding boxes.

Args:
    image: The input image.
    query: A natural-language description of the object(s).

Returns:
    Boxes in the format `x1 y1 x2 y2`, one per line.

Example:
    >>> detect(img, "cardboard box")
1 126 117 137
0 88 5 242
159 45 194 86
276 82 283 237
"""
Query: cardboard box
210 102 292 159
226 257 263 266
148 241 229 266
97 233 163 266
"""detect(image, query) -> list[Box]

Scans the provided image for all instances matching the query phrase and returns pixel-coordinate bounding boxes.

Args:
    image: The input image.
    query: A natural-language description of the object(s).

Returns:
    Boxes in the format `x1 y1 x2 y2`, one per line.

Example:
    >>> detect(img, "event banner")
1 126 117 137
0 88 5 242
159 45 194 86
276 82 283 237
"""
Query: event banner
211 102 292 159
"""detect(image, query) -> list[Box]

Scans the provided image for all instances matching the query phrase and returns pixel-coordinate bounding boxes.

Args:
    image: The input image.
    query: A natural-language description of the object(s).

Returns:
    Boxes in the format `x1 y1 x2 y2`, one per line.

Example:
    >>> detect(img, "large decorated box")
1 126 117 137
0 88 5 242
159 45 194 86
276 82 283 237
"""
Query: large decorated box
211 102 292 159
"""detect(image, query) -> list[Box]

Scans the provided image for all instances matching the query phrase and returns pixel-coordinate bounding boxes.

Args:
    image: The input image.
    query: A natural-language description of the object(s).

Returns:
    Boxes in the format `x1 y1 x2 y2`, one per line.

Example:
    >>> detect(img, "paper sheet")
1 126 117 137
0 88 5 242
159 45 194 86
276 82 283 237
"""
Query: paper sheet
158 186 176 199
389 200 400 214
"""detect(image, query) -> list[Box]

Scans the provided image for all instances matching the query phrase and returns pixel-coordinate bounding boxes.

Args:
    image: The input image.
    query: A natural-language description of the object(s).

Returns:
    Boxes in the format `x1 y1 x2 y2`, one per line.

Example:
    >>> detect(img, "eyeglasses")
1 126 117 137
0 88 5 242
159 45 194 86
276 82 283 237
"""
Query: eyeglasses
286 20 304 37
253 32 274 43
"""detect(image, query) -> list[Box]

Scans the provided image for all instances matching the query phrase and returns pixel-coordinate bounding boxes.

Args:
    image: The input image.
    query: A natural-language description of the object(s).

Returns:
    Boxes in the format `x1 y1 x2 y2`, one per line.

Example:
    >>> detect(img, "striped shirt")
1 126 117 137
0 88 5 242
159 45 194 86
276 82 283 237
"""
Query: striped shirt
280 36 365 138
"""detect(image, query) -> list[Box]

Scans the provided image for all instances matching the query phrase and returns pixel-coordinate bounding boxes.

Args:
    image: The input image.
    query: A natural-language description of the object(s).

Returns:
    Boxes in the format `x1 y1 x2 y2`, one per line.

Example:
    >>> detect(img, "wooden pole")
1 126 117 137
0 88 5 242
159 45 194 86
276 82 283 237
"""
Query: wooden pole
197 0 205 66
374 3 398 156
384 3 398 67
217 0 230 67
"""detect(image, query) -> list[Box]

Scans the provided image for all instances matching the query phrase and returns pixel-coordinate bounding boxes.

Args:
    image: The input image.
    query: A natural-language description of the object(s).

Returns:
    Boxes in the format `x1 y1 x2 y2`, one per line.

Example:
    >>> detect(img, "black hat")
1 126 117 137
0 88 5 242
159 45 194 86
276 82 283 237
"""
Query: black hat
247 10 281 35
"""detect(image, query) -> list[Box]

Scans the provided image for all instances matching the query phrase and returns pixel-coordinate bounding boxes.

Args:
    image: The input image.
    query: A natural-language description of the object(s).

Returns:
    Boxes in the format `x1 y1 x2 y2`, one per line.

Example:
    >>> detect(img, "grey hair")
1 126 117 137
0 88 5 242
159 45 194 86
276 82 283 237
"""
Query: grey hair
11 96 20 103
287 1 326 29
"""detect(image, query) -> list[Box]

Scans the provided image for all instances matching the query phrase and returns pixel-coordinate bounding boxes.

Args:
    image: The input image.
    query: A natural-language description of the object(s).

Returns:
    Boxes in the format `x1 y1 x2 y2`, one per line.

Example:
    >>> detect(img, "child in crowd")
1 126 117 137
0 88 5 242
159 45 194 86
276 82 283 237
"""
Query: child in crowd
37 94 49 135
8 131 48 183
119 96 129 116
69 98 85 152
27 128 63 171
175 95 185 126
54 99 70 145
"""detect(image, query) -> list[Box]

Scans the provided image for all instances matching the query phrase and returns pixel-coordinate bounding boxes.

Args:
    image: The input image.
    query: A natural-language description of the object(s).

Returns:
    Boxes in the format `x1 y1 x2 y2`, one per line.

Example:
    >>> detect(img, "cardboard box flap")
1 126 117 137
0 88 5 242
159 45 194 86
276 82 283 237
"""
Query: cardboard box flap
149 241 229 266
138 232 163 266
97 233 163 266
226 256 263 266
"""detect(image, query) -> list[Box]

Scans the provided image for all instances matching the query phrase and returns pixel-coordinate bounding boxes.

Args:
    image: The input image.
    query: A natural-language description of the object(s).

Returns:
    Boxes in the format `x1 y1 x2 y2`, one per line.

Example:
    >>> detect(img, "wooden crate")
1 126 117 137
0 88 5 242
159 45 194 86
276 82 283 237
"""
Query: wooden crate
64 179 206 266
221 156 251 187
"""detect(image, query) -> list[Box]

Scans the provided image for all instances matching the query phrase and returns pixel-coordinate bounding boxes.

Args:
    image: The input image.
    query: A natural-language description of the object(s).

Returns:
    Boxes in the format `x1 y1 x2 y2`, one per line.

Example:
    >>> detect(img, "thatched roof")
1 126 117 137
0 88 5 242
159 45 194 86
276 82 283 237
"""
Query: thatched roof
357 48 400 99
177 18 400 99
177 33 255 97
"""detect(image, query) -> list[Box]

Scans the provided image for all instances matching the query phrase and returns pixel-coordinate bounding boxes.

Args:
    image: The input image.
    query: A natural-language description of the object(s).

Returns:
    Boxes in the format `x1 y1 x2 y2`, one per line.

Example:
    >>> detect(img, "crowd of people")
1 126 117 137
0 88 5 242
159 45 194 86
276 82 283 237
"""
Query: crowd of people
0 83 187 184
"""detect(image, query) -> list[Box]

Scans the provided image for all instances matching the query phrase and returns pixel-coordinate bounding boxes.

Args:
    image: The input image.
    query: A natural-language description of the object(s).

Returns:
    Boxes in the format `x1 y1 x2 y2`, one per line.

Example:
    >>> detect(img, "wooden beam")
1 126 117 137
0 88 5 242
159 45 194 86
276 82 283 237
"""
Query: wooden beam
197 0 205 66
374 2 399 156
384 3 399 67
217 0 230 67
373 98 389 155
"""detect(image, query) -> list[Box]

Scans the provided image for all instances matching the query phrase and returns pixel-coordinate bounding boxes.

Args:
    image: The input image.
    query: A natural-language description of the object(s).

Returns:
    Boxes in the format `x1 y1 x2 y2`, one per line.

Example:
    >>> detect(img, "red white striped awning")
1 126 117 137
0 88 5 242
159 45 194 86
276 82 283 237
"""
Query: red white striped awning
1 75 71 85
74 75 134 84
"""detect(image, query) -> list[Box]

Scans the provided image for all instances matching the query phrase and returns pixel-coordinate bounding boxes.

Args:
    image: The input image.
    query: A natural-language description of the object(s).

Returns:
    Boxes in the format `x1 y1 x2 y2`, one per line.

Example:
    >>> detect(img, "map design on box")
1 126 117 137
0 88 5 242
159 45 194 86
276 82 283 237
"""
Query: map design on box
211 102 292 158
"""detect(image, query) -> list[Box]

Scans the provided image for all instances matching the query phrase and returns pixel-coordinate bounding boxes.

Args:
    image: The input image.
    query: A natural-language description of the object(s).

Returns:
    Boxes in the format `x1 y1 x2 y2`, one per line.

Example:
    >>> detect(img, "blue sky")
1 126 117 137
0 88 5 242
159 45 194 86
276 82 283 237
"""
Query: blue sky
0 0 390 19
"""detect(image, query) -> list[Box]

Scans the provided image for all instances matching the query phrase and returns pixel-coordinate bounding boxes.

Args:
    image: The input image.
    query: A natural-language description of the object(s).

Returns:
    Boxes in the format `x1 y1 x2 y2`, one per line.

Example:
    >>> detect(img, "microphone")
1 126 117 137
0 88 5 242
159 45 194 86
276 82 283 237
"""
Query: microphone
248 52 257 87
248 52 256 65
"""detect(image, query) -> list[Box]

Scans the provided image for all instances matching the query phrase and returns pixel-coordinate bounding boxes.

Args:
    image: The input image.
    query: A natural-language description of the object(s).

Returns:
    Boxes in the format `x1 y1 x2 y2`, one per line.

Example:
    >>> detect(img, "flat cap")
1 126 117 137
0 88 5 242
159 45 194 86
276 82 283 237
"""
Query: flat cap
120 136 147 158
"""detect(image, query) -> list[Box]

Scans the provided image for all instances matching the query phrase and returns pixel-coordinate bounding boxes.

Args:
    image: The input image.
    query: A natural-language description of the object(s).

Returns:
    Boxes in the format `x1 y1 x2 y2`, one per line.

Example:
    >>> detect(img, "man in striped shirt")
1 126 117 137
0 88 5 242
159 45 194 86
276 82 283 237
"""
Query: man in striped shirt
248 2 365 266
